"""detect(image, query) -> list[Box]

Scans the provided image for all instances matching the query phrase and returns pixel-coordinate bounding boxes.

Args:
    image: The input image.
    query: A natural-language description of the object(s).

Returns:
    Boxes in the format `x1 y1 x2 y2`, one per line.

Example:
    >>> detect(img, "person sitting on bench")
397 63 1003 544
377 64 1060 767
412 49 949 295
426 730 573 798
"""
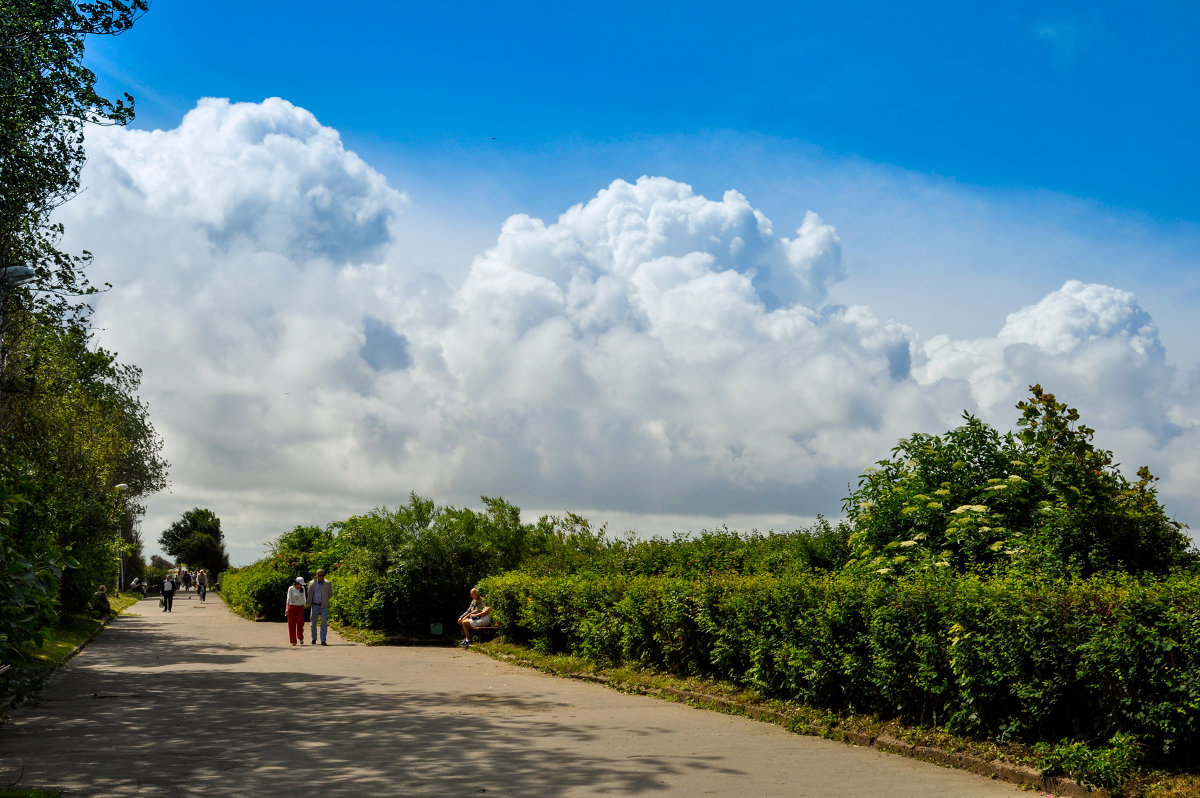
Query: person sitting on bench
457 587 492 648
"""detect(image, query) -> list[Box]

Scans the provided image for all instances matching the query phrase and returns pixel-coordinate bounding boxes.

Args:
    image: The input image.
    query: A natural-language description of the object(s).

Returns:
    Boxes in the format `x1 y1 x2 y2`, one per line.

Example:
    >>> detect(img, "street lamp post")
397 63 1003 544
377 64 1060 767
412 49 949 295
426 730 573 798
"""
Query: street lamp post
115 483 128 594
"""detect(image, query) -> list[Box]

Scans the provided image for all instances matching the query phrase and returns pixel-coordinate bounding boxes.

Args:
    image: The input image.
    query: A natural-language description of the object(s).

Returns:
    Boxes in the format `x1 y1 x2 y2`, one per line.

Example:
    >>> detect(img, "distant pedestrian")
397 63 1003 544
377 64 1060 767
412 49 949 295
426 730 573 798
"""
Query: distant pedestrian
286 577 307 645
306 569 333 645
161 573 176 612
182 570 192 593
197 570 208 602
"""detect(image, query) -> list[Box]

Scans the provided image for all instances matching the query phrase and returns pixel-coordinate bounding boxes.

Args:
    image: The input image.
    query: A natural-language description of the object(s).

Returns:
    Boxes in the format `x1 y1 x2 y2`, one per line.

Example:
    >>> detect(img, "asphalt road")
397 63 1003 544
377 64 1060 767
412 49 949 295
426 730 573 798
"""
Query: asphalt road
0 592 1030 797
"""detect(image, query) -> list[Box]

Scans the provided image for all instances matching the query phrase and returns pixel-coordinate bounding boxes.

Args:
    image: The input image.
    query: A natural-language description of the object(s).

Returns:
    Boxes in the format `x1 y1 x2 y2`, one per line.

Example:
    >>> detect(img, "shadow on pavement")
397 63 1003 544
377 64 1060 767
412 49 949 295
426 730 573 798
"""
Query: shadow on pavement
0 603 741 796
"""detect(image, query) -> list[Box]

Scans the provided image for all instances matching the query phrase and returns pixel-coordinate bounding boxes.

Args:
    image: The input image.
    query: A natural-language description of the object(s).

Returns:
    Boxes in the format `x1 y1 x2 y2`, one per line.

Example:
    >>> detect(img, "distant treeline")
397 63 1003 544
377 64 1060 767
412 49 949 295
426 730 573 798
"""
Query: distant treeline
219 494 853 631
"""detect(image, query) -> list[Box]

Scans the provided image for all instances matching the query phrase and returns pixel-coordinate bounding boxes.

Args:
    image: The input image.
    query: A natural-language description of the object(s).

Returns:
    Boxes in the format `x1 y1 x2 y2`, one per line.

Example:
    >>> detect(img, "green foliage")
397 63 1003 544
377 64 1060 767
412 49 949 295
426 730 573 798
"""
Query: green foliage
160 507 221 554
119 508 145 588
1 0 147 314
143 563 169 593
843 385 1194 578
1014 385 1193 575
218 560 296 621
159 507 229 577
1035 733 1143 792
269 524 346 574
606 518 851 578
0 0 159 652
330 494 547 632
327 571 390 630
511 512 615 576
0 478 68 663
230 492 851 632
1 311 167 612
480 569 1200 768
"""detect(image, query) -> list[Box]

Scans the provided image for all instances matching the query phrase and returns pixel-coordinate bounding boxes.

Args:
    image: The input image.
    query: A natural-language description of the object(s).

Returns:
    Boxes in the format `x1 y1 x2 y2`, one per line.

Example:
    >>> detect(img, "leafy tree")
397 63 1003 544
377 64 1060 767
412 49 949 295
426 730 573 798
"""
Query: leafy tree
1013 385 1193 574
1 0 147 321
2 311 167 608
269 523 346 576
174 531 230 576
843 385 1194 577
160 507 230 577
160 507 221 554
0 1 157 631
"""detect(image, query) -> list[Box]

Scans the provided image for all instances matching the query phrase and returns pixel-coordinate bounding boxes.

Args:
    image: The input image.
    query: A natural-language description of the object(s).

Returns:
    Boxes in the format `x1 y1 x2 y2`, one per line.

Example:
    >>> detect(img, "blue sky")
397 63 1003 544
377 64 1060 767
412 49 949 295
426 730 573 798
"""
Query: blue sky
90 2 1200 221
73 2 1200 562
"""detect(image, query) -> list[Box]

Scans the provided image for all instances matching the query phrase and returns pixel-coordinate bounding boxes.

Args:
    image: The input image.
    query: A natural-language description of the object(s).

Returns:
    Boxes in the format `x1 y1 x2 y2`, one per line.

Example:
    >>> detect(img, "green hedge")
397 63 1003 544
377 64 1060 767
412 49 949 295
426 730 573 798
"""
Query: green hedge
219 560 297 621
479 569 1200 765
329 571 392 629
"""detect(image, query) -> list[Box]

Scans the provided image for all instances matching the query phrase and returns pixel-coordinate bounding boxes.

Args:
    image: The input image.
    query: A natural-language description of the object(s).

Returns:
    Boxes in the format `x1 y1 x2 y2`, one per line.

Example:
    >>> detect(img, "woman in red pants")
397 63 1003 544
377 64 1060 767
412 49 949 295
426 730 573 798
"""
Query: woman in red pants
286 577 308 645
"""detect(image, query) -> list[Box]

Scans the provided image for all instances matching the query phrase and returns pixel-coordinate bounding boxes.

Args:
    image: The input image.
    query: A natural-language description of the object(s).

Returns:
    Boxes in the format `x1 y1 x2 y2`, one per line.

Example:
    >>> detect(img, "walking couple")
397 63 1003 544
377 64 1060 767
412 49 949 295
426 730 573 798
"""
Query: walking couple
285 569 333 646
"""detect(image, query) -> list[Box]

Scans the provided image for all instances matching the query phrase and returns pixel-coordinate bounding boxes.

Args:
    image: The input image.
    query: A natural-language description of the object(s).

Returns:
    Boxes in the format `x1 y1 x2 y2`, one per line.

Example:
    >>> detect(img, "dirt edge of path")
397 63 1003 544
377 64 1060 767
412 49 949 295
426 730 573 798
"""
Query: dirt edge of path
480 648 1107 798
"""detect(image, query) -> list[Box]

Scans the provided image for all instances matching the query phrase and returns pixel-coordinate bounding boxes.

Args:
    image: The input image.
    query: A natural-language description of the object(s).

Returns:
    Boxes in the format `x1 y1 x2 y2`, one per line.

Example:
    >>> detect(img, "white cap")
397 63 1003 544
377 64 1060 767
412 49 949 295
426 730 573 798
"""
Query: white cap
295 577 305 585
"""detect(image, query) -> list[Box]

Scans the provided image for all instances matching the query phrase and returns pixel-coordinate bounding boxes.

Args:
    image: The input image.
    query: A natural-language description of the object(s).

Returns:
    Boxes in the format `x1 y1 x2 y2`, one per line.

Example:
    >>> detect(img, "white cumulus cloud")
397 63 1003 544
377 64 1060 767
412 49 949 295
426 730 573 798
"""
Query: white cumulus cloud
59 100 1200 560
916 280 1175 433
437 176 915 513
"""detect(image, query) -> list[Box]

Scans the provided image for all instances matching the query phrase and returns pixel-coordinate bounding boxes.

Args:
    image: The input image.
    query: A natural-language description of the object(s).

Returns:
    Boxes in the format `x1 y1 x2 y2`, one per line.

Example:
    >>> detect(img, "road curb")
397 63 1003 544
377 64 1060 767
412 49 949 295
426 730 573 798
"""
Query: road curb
487 652 1109 798
1 601 126 715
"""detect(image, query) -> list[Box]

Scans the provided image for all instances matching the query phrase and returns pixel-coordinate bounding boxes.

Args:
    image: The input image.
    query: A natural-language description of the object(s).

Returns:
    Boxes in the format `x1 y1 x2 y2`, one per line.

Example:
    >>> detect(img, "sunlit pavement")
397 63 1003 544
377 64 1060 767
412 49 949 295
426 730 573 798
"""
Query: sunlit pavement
0 593 1028 797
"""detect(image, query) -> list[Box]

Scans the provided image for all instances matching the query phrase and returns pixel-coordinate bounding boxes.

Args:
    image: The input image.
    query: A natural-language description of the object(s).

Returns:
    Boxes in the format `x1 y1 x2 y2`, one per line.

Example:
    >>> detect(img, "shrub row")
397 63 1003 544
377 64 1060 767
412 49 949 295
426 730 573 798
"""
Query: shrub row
215 498 854 632
219 560 296 620
602 519 851 578
479 569 1200 765
217 546 413 630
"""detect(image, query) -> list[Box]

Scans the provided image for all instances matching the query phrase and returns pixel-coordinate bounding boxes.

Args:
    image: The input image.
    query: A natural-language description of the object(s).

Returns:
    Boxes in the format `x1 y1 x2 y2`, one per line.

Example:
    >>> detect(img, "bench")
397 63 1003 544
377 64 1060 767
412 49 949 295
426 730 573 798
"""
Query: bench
469 625 499 642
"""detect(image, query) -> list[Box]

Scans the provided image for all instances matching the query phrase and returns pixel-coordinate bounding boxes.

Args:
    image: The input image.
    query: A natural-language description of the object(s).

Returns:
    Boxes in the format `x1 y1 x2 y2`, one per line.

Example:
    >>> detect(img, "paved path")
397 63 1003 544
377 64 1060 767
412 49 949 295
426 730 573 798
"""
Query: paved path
0 593 1030 797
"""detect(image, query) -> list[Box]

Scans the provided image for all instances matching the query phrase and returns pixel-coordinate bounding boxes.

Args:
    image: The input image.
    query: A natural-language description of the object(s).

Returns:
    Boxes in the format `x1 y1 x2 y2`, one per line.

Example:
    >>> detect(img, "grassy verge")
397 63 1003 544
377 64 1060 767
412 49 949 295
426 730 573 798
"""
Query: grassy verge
332 624 397 646
470 639 1200 798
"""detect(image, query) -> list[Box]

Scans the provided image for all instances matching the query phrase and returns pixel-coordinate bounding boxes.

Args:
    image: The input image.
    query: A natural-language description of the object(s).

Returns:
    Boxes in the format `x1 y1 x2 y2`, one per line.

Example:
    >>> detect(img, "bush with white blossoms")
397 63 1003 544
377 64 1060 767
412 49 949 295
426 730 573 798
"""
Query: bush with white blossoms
843 385 1195 577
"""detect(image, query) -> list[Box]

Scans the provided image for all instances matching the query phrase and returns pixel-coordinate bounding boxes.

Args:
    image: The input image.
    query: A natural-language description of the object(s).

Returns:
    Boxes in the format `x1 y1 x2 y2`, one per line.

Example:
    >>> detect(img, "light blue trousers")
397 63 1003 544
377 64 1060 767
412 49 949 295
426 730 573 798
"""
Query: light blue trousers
310 605 329 642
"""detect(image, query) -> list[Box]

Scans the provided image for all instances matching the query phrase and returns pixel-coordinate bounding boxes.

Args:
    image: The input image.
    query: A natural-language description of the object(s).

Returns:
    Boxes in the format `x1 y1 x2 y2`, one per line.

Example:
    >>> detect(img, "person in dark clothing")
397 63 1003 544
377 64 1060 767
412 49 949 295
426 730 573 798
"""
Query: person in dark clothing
91 585 112 619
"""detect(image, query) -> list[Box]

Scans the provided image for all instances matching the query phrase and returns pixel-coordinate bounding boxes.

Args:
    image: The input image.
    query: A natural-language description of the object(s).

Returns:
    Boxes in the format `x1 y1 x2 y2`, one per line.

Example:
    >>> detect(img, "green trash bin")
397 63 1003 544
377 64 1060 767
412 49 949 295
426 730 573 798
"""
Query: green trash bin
430 622 443 636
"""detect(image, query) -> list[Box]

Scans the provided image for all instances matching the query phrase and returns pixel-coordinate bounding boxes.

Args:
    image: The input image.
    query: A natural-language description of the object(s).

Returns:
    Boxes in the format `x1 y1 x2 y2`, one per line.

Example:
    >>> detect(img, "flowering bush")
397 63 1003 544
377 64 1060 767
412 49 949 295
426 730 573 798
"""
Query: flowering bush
843 386 1194 577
